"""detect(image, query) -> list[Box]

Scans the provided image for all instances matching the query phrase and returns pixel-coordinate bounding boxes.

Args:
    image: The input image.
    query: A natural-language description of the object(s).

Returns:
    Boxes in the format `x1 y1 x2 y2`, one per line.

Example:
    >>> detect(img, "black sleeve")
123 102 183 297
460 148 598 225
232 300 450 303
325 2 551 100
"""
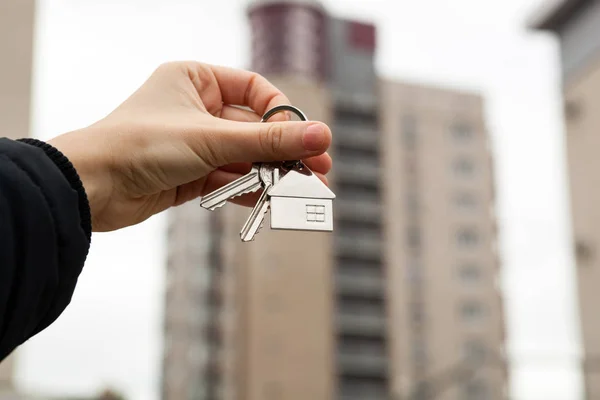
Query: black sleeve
0 137 91 361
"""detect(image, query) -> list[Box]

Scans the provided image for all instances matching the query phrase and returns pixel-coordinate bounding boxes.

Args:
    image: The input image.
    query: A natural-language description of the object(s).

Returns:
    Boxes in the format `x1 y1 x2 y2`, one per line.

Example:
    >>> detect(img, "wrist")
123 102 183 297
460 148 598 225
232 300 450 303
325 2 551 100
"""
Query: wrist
47 129 114 232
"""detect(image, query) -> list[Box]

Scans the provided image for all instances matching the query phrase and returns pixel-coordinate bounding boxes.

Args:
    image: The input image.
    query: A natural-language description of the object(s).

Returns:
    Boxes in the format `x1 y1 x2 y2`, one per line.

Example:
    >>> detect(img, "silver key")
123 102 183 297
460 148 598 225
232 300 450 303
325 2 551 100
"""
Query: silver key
239 164 275 242
199 164 262 210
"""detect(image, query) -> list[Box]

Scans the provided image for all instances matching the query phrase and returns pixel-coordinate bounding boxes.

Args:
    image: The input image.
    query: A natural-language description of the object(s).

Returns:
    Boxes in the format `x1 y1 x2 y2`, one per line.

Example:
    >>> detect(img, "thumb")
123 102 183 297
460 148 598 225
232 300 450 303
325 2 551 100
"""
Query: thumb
201 119 332 166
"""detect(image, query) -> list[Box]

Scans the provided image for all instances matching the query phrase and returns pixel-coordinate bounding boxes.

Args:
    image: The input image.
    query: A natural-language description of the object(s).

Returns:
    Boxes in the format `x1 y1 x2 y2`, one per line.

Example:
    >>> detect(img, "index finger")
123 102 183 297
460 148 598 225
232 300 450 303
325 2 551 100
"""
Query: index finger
208 64 291 118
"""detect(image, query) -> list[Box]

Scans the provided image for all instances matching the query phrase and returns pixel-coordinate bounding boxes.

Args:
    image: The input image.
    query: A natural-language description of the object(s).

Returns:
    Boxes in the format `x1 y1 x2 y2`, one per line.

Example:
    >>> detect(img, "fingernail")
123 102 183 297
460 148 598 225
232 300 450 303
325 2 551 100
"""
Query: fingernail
303 123 325 151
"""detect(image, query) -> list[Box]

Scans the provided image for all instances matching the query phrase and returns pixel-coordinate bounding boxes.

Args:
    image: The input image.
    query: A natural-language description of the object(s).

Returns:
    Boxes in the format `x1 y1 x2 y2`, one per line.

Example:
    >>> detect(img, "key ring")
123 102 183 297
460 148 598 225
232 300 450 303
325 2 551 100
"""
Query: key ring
261 105 307 170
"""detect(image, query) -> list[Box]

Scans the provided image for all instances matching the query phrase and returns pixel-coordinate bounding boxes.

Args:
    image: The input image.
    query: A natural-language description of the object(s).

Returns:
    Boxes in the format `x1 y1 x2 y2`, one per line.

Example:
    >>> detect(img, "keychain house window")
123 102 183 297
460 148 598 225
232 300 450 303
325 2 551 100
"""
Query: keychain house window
306 205 326 222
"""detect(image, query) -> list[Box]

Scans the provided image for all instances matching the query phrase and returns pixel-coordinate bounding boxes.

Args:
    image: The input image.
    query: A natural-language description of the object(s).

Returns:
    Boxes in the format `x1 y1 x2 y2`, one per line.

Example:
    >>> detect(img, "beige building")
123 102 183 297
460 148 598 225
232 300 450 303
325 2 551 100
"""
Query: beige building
532 0 600 398
0 0 36 398
162 1 506 399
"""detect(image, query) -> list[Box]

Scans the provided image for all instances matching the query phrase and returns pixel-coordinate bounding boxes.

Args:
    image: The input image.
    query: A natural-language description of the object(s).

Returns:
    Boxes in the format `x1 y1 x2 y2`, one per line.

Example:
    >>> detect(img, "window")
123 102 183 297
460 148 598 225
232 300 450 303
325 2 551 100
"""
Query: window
412 339 427 367
336 144 379 159
339 334 386 356
406 192 419 213
565 99 582 122
459 263 481 284
402 115 417 149
338 295 385 316
457 228 479 247
340 375 387 399
306 205 326 222
455 193 477 211
337 181 380 202
453 157 475 177
463 340 486 364
335 108 377 127
337 219 381 237
451 122 473 141
407 226 421 249
460 301 484 323
188 342 207 364
464 380 488 400
575 239 594 265
410 303 425 324
406 260 422 283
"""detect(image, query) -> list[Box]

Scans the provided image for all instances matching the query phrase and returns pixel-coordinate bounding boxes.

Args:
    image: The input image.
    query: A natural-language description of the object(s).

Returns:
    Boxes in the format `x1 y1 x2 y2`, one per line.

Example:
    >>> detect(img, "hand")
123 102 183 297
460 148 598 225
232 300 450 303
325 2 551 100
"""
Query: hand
48 62 332 232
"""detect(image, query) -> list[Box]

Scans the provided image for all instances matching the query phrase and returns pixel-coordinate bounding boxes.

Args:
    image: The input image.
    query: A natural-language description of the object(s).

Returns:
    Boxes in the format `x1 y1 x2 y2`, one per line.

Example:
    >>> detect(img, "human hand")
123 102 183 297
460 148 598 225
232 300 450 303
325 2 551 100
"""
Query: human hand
48 62 332 232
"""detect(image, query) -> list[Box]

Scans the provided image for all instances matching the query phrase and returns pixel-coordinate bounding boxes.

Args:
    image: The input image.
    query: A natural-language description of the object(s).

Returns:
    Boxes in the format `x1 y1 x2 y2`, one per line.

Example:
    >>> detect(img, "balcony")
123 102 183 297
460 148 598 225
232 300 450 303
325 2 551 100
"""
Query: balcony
335 234 382 260
334 156 380 185
334 127 379 152
335 273 384 297
336 197 381 221
337 353 389 376
336 313 386 336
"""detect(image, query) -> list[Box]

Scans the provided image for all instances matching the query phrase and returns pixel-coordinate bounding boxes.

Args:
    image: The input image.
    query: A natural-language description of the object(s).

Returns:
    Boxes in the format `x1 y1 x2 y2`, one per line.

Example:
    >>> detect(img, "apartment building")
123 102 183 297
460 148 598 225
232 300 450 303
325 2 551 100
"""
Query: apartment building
162 1 505 399
532 0 600 398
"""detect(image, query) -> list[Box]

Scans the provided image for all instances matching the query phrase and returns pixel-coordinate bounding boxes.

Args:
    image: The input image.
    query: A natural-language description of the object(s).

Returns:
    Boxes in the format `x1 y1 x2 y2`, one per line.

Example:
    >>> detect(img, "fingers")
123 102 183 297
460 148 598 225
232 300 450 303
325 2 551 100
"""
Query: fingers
304 153 333 175
219 153 332 176
207 65 291 116
220 105 261 122
220 104 289 123
197 118 332 167
202 169 330 208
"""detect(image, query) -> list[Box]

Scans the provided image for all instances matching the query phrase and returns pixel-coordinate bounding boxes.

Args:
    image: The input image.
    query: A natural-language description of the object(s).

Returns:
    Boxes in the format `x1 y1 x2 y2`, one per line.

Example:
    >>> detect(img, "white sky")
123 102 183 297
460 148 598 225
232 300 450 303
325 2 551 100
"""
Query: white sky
11 0 583 399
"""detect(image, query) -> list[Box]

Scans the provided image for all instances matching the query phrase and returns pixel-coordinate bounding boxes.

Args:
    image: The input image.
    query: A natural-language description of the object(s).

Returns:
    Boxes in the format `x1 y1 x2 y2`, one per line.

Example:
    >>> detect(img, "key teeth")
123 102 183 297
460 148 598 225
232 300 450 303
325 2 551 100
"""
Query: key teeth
200 186 261 210
250 204 269 239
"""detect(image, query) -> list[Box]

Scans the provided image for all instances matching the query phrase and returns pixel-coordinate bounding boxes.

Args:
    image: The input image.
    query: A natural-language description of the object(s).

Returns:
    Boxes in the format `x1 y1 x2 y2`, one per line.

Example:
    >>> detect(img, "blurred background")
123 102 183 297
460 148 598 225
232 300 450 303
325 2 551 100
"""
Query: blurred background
0 0 594 399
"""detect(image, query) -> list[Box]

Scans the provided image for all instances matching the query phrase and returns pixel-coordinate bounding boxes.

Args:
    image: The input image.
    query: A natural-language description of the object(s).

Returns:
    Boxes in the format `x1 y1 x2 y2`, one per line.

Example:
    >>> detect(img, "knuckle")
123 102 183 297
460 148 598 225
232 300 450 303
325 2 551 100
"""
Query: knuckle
155 61 191 76
260 123 283 156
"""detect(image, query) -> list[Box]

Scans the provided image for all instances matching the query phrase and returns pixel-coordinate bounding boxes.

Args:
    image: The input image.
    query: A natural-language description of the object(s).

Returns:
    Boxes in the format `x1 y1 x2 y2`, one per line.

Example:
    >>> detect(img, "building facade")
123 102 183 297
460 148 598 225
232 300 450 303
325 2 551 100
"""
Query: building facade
532 1 600 398
162 1 505 399
0 0 37 398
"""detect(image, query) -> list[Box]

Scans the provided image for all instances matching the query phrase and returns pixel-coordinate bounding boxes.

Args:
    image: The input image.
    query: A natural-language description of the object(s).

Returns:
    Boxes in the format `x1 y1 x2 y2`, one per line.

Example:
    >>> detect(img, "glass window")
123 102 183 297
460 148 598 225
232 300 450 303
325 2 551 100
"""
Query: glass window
339 334 386 356
412 338 427 366
406 192 419 213
402 115 417 149
406 260 422 283
337 181 380 202
410 303 424 324
188 342 207 365
459 263 482 283
338 295 384 316
463 340 486 364
407 226 421 249
340 375 387 398
460 301 484 323
451 122 474 141
453 157 475 177
464 380 488 400
457 228 479 247
455 192 477 211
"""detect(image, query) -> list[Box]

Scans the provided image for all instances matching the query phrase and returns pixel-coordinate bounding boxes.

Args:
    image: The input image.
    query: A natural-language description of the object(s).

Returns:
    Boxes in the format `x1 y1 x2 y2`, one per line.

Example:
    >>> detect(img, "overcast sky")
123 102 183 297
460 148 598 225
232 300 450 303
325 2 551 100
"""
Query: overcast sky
12 0 583 399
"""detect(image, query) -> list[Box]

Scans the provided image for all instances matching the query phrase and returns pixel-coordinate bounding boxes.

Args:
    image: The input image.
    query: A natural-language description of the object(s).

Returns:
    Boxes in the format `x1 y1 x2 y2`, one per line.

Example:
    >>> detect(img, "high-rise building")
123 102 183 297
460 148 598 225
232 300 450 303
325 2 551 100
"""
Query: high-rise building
162 1 506 399
532 1 600 398
0 0 37 398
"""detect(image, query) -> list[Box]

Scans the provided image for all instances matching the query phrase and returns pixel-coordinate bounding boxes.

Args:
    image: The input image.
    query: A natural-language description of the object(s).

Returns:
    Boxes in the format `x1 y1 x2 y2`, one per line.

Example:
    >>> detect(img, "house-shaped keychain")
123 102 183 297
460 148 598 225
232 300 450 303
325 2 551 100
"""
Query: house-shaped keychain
269 166 336 232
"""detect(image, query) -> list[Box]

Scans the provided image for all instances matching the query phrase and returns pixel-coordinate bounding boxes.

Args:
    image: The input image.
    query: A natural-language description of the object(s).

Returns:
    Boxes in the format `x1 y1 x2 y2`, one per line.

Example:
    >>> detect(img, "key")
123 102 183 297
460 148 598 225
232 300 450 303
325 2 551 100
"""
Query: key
199 164 262 210
239 164 275 242
239 183 272 242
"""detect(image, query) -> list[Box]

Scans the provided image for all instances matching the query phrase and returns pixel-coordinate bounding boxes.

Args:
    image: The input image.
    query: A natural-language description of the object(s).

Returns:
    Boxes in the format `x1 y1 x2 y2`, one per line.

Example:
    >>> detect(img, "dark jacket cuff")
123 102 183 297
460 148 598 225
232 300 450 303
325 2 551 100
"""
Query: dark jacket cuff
16 138 92 242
